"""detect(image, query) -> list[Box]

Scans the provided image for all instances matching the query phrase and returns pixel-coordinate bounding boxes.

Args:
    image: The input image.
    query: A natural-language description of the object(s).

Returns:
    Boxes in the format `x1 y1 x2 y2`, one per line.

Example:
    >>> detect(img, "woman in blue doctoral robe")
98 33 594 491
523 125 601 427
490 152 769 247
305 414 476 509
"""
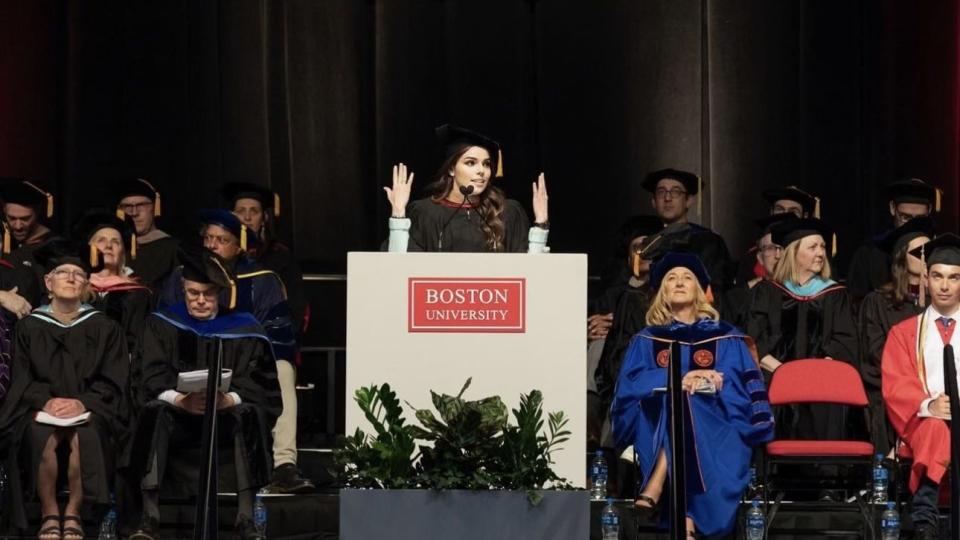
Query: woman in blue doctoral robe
611 251 774 537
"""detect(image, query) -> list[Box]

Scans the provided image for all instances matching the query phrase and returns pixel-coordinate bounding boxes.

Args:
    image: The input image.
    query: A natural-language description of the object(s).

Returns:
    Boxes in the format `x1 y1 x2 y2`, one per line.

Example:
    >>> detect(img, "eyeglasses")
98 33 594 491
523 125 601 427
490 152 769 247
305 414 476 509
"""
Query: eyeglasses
184 288 219 300
201 233 235 247
760 245 783 255
50 269 88 282
895 210 927 224
655 188 687 200
118 202 153 214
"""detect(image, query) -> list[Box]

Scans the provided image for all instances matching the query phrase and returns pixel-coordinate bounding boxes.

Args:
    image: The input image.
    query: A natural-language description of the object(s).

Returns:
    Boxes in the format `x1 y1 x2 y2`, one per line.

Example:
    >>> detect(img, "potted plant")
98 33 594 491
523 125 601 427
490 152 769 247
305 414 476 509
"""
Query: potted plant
336 379 589 540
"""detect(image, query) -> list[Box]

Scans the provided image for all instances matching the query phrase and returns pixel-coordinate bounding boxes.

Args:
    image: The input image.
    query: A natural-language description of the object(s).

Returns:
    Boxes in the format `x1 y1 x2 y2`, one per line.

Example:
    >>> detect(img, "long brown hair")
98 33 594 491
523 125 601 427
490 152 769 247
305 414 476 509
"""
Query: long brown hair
884 242 922 306
425 143 506 251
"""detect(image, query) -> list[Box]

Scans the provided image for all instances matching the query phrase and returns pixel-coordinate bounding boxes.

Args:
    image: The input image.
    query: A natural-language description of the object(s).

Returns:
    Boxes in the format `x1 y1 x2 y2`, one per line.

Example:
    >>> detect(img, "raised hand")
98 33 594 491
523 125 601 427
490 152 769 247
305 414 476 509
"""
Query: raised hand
383 163 414 218
532 173 549 224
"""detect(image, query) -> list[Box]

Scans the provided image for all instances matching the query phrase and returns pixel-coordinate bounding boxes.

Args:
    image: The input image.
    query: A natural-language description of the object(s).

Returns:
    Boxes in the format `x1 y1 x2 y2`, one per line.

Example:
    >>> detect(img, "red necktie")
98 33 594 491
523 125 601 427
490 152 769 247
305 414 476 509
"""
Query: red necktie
936 316 955 345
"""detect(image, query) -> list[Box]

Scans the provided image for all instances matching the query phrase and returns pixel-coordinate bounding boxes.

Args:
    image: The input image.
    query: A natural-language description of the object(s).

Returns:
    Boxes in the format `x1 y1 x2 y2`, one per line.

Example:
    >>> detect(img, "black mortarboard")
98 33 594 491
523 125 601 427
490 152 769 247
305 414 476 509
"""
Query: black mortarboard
761 185 821 218
179 245 238 309
0 178 54 218
114 178 162 217
198 209 258 252
770 216 837 256
886 178 941 212
435 124 503 178
649 251 711 292
71 209 139 270
34 238 89 274
221 181 280 218
755 213 797 240
878 216 935 256
617 215 664 251
641 168 701 195
909 233 960 268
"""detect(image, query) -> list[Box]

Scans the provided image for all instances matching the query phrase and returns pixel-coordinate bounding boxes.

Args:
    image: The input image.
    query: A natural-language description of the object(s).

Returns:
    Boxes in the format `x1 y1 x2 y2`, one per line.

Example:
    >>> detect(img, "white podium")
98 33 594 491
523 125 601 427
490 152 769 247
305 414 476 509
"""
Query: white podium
346 252 587 487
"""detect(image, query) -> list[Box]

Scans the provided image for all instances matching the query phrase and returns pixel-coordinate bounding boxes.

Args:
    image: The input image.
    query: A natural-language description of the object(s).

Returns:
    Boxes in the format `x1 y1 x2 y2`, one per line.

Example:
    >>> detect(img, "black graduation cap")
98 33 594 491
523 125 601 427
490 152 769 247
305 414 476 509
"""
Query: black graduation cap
648 251 711 292
33 238 90 275
70 209 139 270
198 209 259 252
179 245 238 309
761 186 821 218
114 178 162 217
641 168 701 195
878 216 935 256
755 213 797 239
617 215 664 250
769 216 837 256
886 178 941 212
0 178 54 218
435 124 503 178
221 181 280 218
909 233 960 269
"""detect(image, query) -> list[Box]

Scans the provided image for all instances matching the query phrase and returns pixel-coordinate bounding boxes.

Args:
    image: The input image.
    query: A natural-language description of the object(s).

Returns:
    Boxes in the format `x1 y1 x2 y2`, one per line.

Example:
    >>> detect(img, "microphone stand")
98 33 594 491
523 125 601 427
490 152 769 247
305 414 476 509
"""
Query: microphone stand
943 341 959 537
194 338 224 540
437 185 474 251
667 341 687 540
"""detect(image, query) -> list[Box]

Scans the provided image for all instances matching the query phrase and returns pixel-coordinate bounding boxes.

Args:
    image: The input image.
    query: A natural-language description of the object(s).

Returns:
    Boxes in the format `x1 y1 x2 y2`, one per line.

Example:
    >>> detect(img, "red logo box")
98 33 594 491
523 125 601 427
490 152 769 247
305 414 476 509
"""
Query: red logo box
408 278 526 333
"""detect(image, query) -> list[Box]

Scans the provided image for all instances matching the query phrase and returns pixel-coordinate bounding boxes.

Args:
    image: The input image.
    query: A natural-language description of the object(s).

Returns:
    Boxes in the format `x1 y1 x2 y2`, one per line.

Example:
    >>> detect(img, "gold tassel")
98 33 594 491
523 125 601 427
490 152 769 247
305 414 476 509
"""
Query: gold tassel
130 233 137 260
496 149 504 178
229 283 237 309
45 193 53 218
154 190 162 216
116 207 125 220
705 284 714 305
935 188 942 213
240 224 248 251
2 226 10 255
274 193 281 217
89 245 99 268
632 253 640 277
831 233 837 258
814 197 821 218
919 243 927 308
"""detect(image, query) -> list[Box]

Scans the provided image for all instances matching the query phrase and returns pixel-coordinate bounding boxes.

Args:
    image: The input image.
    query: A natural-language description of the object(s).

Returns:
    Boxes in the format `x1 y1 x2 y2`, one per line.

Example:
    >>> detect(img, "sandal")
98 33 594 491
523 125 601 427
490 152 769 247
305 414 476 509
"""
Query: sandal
633 493 660 521
62 515 84 540
38 515 61 540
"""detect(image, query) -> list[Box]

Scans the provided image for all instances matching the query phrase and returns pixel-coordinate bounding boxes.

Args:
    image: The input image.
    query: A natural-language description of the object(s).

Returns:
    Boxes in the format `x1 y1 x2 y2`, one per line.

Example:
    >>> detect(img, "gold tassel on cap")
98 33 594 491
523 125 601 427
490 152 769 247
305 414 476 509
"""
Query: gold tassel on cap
814 197 821 219
831 233 837 258
240 224 248 251
632 253 640 278
2 226 10 255
154 191 162 217
130 233 137 260
89 245 99 268
919 243 927 307
45 193 53 218
116 207 125 220
273 193 281 218
496 149 504 178
935 188 942 213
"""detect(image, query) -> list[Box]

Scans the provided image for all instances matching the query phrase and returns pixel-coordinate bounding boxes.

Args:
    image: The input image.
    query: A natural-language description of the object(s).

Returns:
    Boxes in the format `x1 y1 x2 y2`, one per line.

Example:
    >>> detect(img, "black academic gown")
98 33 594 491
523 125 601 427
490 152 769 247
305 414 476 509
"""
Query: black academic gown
90 282 153 358
0 307 128 530
654 222 733 300
129 234 179 294
405 198 531 252
595 279 652 411
4 230 56 307
846 239 891 305
858 289 922 455
746 280 860 440
127 305 282 495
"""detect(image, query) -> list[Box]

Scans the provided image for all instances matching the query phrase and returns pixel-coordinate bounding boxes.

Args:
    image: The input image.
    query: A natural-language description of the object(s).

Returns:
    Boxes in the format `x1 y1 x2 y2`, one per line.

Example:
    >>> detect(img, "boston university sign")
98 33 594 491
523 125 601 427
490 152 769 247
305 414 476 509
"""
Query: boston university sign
408 277 526 333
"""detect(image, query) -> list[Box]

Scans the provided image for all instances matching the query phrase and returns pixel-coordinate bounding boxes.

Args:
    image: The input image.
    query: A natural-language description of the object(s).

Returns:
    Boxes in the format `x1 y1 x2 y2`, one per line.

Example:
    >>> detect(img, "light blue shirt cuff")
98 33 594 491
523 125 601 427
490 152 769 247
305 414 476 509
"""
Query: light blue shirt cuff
528 227 550 254
388 217 411 252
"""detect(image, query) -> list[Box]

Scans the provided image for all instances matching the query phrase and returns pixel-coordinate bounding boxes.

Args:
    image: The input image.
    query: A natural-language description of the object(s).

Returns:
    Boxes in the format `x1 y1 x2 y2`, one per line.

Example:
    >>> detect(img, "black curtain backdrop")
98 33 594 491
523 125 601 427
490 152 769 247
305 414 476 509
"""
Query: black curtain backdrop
1 0 958 275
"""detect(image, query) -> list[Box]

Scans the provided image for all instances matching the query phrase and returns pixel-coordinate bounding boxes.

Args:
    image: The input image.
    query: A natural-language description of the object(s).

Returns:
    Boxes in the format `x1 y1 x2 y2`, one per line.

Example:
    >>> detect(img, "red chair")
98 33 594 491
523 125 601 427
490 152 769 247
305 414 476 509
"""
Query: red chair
760 359 876 537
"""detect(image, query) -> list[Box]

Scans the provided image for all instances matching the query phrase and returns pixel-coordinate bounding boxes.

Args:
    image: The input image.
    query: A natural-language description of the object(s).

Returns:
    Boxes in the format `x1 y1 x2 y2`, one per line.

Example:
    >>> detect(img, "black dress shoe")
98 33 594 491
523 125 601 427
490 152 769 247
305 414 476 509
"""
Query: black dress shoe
913 522 939 540
129 515 160 540
266 463 316 493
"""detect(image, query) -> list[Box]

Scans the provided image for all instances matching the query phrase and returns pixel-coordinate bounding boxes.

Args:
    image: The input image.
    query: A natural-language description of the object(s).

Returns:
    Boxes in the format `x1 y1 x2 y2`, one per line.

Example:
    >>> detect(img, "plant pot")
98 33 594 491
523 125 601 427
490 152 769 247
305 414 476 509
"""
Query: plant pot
339 488 590 540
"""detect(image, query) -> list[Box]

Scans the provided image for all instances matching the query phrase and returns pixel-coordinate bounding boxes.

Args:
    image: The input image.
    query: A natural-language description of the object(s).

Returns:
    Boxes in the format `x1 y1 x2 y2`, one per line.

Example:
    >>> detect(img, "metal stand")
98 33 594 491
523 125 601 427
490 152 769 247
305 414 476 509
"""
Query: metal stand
667 342 687 540
194 338 223 540
942 343 958 538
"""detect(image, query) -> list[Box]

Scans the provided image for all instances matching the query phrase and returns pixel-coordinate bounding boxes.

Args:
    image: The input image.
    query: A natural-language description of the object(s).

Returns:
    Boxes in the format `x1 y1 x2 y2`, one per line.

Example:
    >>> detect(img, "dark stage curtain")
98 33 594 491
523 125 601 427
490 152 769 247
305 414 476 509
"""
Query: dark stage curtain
0 0 957 273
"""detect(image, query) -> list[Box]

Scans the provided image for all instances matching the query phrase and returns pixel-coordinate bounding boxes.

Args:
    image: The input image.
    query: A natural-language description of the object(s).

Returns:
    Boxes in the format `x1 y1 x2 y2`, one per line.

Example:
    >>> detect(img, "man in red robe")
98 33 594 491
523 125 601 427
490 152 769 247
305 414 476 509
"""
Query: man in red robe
882 233 960 540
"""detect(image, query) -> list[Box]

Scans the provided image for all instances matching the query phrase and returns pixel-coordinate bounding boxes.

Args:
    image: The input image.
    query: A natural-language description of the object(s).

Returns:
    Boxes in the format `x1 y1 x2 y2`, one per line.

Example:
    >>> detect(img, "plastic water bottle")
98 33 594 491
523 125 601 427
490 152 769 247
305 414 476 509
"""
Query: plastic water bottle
98 507 117 540
746 466 759 500
254 493 268 536
590 451 608 500
745 499 764 540
880 501 900 540
601 497 619 540
872 453 889 504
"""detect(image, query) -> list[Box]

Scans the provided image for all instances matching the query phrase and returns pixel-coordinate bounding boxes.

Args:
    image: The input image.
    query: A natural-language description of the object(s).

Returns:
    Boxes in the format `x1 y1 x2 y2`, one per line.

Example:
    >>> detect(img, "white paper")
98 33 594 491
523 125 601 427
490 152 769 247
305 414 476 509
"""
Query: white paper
35 411 91 427
653 381 717 395
176 369 232 393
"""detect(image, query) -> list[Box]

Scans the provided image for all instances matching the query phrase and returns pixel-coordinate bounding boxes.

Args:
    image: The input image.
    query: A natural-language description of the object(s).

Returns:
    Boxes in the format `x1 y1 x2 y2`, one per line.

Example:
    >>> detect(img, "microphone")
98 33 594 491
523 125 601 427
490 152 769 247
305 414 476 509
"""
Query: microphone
438 185 475 251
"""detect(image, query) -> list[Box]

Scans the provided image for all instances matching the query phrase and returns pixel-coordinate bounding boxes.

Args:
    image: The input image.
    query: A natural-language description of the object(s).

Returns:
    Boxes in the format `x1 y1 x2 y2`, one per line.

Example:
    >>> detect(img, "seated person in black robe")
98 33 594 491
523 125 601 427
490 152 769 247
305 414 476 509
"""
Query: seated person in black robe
858 216 933 456
846 177 938 305
71 209 152 356
0 178 58 307
746 216 859 440
128 248 281 540
722 214 792 329
639 168 733 306
384 124 550 253
0 240 128 539
114 178 180 294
